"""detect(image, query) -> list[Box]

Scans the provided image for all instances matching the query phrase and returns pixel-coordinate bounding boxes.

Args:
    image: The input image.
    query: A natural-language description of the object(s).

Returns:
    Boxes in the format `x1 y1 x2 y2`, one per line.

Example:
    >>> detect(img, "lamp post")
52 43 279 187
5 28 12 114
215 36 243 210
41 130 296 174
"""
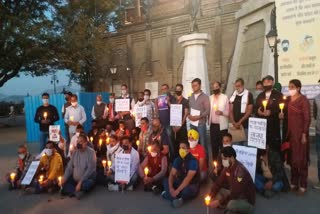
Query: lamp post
110 66 117 93
51 74 59 94
266 6 279 84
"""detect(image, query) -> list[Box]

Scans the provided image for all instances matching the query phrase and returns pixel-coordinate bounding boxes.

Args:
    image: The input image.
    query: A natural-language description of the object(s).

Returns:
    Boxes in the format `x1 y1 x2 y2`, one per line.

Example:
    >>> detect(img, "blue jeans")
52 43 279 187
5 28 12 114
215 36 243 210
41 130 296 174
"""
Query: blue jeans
62 175 96 195
316 133 320 181
255 174 283 192
190 123 208 153
39 131 49 152
162 178 199 201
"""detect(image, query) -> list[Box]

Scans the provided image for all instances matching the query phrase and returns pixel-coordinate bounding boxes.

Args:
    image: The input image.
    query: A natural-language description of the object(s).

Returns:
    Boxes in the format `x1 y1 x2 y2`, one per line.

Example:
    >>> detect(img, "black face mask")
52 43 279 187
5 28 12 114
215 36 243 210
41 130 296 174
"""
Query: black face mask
77 143 83 150
138 98 144 102
264 85 273 91
213 89 220 95
122 145 129 151
175 91 182 96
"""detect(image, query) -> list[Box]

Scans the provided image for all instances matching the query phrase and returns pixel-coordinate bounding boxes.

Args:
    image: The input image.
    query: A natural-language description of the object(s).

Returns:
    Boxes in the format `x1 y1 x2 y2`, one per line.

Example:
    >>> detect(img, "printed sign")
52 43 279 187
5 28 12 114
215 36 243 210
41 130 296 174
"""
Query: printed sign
114 153 131 183
190 108 200 127
248 117 267 149
233 145 257 181
21 161 40 185
157 95 168 110
135 106 147 127
170 104 183 126
115 99 130 112
49 125 60 142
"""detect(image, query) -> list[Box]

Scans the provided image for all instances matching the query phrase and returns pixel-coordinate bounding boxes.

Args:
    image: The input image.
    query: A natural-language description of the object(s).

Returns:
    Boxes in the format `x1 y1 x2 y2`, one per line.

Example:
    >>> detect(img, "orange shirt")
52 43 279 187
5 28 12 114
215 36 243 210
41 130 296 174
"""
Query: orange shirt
189 144 207 171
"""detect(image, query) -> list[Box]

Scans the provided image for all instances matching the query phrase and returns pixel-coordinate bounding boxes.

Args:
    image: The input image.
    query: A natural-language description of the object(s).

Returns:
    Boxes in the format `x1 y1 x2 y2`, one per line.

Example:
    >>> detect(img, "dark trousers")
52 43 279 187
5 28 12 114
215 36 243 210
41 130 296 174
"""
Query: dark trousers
162 178 199 201
210 124 228 161
62 175 95 195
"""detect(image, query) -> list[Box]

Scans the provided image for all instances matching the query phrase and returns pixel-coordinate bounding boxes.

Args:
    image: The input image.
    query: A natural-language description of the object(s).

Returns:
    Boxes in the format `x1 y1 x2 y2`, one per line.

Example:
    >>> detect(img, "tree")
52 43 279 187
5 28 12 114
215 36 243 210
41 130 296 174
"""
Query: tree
0 0 63 88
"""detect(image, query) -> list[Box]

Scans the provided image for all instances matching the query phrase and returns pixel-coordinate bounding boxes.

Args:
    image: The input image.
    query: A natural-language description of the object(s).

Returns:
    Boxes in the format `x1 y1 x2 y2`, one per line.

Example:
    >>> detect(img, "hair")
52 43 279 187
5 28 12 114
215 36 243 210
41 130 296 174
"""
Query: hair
191 78 201 85
106 122 113 127
161 84 169 89
119 120 125 125
176 83 184 90
138 91 144 96
18 144 27 150
235 78 244 85
109 134 118 141
46 141 55 146
180 141 190 149
213 81 222 88
256 81 263 86
141 117 149 124
222 133 233 140
71 94 78 100
76 124 84 130
121 84 128 89
144 89 151 95
92 119 98 124
151 140 162 150
289 79 302 92
221 147 237 158
78 134 88 141
121 136 131 143
42 93 49 97
109 93 115 97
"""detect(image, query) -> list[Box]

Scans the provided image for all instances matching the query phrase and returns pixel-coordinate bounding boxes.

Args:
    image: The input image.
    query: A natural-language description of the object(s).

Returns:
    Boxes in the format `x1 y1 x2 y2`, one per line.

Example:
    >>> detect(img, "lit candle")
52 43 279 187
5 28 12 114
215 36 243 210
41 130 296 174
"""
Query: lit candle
43 112 48 120
10 172 16 183
188 92 192 97
147 146 152 153
39 175 44 184
70 116 74 121
213 161 217 168
144 167 149 176
204 195 211 206
136 140 140 147
262 100 268 111
107 160 112 172
213 104 218 111
99 139 103 147
58 176 62 187
102 160 107 169
283 96 287 100
90 137 93 142
106 137 110 144
279 103 285 113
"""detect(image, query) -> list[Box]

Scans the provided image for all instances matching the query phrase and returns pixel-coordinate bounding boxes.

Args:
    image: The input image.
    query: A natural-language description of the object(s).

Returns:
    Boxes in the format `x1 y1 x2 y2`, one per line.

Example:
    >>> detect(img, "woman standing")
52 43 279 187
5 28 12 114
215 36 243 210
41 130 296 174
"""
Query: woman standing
287 79 311 193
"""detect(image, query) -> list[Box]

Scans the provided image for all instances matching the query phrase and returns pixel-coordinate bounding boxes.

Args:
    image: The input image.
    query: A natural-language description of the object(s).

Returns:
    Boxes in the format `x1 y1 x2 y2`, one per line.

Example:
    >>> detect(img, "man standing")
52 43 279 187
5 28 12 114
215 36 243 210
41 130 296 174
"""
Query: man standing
62 91 72 148
314 81 320 189
117 84 135 131
91 95 108 129
188 78 210 152
134 90 155 128
255 75 283 151
209 81 229 161
229 78 254 143
64 94 87 151
107 93 118 130
62 134 96 199
34 93 59 152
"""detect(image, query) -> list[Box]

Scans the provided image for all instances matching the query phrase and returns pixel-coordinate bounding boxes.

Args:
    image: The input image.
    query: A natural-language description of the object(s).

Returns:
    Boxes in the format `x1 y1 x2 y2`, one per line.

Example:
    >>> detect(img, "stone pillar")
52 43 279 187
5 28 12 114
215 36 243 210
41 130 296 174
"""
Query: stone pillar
126 35 134 93
166 26 174 87
178 33 211 97
146 30 152 76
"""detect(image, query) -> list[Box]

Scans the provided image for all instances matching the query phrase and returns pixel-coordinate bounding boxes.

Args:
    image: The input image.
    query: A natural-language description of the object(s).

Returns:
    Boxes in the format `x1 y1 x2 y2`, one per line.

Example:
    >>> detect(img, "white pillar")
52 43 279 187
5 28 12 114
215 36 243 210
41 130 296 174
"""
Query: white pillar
178 33 211 97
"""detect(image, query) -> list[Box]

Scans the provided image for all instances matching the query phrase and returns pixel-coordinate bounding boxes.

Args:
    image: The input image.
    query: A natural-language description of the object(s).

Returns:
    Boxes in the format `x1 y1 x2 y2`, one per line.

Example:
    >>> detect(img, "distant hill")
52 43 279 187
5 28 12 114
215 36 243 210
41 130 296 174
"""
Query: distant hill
0 95 24 104
42 85 81 95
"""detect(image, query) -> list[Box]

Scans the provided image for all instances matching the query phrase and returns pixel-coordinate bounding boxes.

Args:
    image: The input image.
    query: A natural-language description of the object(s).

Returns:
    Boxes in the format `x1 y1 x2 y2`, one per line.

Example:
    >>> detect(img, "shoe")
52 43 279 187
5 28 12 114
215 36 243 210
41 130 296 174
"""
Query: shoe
152 185 162 195
290 184 298 192
298 187 307 194
313 182 320 190
126 185 133 191
172 198 183 208
161 191 167 199
263 190 275 199
108 184 119 192
75 191 84 200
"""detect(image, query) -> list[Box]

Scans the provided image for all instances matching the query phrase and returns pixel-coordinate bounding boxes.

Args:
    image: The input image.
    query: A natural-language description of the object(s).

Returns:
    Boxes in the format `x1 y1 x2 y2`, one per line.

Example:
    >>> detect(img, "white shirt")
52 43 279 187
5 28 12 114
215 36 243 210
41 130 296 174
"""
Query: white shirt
64 105 87 134
124 148 140 178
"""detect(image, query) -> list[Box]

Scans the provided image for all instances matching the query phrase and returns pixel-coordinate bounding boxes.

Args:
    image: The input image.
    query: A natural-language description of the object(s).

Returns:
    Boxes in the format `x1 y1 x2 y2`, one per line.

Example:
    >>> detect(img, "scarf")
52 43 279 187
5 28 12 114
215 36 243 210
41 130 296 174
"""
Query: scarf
229 89 249 113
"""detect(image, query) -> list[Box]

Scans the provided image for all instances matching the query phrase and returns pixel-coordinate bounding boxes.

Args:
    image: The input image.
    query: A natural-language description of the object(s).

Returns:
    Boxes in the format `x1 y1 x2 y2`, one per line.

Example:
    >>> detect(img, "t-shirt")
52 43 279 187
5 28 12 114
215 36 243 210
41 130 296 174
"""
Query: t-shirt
189 144 207 171
158 94 176 127
173 153 200 185
232 92 253 129
34 105 59 132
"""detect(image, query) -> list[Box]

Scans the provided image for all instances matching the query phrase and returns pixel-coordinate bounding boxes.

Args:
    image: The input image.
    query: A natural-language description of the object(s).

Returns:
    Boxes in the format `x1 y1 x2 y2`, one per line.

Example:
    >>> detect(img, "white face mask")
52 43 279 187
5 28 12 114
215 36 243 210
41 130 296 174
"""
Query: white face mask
223 144 232 148
222 159 230 168
97 101 102 105
121 90 127 95
109 98 115 103
19 154 26 160
189 140 199 149
76 132 80 137
45 148 53 157
71 102 78 107
288 89 297 96
144 95 150 101
42 99 49 105
150 152 158 157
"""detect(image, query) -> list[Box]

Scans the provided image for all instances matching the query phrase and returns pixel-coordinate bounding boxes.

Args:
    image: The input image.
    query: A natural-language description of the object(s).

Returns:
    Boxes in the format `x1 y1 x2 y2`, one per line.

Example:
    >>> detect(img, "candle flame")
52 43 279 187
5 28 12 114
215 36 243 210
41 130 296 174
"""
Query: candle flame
204 195 211 206
213 161 217 167
136 140 140 146
90 137 93 142
279 103 285 110
144 167 149 176
10 172 16 181
102 160 107 167
147 146 152 153
99 139 103 146
107 160 112 167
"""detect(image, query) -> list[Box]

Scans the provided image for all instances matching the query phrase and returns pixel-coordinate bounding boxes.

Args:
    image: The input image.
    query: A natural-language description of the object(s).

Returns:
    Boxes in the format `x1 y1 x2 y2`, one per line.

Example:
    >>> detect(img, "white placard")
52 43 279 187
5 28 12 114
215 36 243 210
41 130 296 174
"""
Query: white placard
248 117 267 149
145 81 158 99
114 153 131 183
135 106 147 127
115 99 130 112
233 145 257 181
49 125 60 142
190 108 200 127
170 104 183 126
21 161 40 185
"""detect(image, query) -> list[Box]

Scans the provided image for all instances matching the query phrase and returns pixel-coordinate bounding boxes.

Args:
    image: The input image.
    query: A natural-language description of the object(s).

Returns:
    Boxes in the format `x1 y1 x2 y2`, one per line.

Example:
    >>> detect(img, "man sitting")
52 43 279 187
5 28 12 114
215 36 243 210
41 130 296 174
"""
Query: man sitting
61 134 96 199
6 145 33 190
68 124 85 157
115 120 131 139
139 140 168 194
188 129 207 182
162 142 200 208
208 147 255 214
26 141 64 194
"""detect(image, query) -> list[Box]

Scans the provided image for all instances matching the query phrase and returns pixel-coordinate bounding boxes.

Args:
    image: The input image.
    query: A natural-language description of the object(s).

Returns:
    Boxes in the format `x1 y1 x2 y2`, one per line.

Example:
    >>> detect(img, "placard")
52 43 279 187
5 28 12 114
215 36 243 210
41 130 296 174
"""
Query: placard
135 106 147 127
190 108 200 127
233 145 257 181
157 95 168 110
49 125 60 142
170 104 183 126
114 153 131 183
115 99 130 112
248 117 267 149
145 81 159 99
21 161 40 185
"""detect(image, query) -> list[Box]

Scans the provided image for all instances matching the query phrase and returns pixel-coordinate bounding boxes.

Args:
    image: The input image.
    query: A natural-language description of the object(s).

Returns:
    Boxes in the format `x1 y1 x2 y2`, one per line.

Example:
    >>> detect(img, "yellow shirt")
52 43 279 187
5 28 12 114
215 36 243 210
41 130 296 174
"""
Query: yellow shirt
40 152 64 180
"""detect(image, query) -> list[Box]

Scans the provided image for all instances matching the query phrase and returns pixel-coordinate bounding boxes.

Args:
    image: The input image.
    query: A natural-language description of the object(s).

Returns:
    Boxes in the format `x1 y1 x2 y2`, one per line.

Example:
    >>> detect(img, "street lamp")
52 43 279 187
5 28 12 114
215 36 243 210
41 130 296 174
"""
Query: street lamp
51 74 59 94
110 67 117 93
266 6 279 84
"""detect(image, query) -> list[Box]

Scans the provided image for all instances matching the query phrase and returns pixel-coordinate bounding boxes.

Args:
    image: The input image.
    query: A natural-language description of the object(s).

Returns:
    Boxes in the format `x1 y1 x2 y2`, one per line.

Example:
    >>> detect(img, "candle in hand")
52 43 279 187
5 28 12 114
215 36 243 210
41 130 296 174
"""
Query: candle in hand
90 137 93 142
10 172 16 182
58 176 62 187
204 195 211 206
147 146 152 153
136 140 140 147
262 100 268 111
107 160 112 168
213 104 218 111
99 139 103 147
144 167 149 176
106 137 110 144
70 116 74 121
213 161 217 168
102 160 107 168
43 112 48 120
283 96 287 100
279 103 285 113
39 175 44 184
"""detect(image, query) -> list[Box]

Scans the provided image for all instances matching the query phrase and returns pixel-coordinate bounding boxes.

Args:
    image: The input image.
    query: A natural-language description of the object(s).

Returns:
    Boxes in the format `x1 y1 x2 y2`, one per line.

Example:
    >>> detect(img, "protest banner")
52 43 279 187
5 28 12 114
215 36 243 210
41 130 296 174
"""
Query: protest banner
49 125 60 142
114 153 131 183
189 108 200 127
115 99 130 112
233 145 257 181
170 104 183 126
157 95 168 110
21 161 40 185
135 106 147 127
248 117 267 149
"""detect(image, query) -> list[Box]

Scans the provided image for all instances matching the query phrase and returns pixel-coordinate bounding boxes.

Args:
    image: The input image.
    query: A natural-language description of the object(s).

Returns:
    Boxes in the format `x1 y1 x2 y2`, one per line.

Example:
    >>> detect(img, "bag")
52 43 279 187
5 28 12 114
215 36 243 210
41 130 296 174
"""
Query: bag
228 123 246 143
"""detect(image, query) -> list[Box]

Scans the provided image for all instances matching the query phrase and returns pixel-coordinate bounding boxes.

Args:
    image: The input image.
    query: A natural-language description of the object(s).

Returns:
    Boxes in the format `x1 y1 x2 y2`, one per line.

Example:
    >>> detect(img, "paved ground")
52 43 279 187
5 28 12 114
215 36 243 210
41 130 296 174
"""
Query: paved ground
0 121 320 214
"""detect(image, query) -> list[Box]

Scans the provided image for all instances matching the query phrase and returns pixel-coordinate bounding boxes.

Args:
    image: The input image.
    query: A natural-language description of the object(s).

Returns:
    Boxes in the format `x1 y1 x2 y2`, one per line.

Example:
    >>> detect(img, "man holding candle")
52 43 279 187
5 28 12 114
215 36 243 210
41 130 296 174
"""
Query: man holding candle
133 90 155 129
91 95 108 129
115 120 131 139
34 93 59 152
117 84 136 131
209 81 229 161
138 117 152 158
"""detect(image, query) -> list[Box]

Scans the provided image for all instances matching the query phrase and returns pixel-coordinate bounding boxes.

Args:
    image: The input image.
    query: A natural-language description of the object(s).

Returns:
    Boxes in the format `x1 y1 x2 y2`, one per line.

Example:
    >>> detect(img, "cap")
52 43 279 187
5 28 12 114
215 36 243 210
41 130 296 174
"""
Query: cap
262 75 274 82
188 129 199 140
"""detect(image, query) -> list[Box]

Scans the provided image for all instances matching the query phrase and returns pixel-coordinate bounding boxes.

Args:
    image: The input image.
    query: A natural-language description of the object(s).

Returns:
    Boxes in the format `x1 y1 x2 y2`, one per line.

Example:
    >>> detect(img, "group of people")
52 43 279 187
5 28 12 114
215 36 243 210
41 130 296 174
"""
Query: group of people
6 76 320 214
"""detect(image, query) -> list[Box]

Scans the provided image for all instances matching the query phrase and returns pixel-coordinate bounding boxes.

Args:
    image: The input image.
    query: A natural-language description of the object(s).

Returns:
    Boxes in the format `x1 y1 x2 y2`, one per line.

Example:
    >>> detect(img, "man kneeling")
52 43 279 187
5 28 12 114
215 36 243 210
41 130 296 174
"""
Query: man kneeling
208 147 255 214
61 134 96 200
162 141 200 208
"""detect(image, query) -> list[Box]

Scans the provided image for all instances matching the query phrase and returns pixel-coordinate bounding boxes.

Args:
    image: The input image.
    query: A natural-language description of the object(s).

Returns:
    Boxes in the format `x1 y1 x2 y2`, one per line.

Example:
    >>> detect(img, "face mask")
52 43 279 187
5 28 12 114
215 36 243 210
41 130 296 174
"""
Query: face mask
109 98 115 103
77 143 83 150
42 99 49 105
144 95 150 101
150 152 158 157
138 98 144 102
264 85 273 91
71 102 77 107
141 125 148 132
222 159 230 168
223 144 232 148
189 140 198 149
175 91 182 96
288 89 297 96
18 154 25 160
76 132 80 137
121 90 127 95
45 148 53 157
58 142 64 150
255 90 263 95
97 101 102 105
236 88 244 94
213 89 220 95
179 148 187 159
122 145 129 151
